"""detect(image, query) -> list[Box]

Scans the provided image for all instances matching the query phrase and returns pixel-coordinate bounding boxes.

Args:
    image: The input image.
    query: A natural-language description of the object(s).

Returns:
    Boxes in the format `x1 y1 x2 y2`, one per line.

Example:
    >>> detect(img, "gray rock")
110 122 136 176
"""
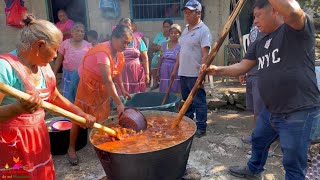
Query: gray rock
213 146 227 155
226 110 239 114
207 98 228 109
228 95 235 105
222 137 243 148
226 125 240 129
182 167 201 180
233 93 246 102
236 104 246 110
206 90 213 97
221 94 230 101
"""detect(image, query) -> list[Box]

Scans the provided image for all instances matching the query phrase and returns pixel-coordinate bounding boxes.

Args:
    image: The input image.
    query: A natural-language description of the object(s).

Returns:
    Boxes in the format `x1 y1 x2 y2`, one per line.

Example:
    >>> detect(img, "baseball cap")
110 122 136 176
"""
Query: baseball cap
182 0 202 12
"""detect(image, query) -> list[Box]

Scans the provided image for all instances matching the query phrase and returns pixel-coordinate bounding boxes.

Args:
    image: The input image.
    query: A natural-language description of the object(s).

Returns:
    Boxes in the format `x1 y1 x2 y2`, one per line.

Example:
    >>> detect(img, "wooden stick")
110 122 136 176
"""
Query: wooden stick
161 77 174 105
172 0 247 128
233 0 243 51
0 82 118 137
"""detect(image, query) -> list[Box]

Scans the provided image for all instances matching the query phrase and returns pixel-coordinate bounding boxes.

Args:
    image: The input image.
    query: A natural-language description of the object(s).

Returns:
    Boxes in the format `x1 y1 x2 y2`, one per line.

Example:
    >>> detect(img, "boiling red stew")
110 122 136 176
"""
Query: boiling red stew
90 115 195 153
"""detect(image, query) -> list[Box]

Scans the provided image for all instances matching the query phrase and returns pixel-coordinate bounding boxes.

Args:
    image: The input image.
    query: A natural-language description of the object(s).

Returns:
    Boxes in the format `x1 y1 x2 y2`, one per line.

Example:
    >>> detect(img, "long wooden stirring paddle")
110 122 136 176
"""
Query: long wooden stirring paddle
172 0 247 128
0 82 118 138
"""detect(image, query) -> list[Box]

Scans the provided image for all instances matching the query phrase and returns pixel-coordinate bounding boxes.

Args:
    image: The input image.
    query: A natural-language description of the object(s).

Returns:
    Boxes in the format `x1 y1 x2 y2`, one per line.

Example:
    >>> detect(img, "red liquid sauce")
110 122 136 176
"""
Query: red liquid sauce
52 121 72 131
90 115 195 154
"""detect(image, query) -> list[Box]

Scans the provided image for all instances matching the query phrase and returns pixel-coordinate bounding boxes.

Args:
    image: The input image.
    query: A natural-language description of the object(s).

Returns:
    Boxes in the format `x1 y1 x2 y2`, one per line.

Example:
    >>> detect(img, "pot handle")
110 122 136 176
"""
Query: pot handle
184 141 193 159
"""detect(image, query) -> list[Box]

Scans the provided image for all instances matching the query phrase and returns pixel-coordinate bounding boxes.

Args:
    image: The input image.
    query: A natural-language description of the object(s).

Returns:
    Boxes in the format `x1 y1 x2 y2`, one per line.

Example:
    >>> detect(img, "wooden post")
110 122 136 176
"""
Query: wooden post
233 0 243 53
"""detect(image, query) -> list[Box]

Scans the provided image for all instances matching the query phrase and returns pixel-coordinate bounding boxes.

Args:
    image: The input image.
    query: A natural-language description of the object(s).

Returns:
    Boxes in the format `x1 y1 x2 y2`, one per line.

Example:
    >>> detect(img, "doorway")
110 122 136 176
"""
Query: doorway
229 0 255 44
46 0 89 29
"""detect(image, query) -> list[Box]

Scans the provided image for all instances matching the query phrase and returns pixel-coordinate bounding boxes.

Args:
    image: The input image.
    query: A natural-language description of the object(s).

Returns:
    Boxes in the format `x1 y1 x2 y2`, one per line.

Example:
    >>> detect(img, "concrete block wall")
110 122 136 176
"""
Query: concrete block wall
202 0 231 65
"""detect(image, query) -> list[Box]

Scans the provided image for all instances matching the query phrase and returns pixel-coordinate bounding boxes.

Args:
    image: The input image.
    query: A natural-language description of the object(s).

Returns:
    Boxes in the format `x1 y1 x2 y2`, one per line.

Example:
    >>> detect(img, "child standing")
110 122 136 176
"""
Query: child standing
150 19 173 90
87 30 98 46
158 24 181 93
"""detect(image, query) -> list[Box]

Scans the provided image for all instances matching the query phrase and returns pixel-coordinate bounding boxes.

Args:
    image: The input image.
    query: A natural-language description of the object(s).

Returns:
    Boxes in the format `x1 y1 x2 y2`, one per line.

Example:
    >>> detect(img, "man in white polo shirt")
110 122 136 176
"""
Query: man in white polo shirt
178 0 212 137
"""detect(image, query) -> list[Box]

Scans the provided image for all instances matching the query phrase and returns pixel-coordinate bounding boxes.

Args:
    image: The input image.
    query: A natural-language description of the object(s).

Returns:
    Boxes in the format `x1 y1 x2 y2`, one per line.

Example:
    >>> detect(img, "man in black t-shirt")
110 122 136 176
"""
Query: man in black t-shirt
202 0 320 179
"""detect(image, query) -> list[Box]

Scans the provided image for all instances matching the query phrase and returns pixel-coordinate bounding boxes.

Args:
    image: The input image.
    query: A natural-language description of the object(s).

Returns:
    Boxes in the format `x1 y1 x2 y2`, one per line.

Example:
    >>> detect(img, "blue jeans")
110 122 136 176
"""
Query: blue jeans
248 107 320 180
180 76 207 132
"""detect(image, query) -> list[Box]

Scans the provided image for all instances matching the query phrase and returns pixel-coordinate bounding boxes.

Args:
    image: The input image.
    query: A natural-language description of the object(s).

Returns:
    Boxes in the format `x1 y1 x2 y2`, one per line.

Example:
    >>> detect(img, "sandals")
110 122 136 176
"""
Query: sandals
67 152 79 166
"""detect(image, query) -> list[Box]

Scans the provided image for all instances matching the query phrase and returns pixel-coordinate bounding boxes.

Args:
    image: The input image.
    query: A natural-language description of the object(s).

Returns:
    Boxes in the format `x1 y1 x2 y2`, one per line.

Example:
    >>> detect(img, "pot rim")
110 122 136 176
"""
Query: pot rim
89 110 196 155
51 120 72 131
46 116 71 132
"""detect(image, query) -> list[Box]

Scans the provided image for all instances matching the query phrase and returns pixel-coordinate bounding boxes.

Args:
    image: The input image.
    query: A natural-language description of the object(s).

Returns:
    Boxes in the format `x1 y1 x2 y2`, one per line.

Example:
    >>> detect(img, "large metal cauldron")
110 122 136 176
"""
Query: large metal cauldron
89 111 196 180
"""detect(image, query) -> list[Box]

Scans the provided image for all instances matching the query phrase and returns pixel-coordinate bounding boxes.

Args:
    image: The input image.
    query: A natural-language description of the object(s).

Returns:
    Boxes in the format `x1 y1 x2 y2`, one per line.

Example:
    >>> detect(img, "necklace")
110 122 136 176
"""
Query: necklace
17 52 41 82
27 66 41 81
167 41 177 50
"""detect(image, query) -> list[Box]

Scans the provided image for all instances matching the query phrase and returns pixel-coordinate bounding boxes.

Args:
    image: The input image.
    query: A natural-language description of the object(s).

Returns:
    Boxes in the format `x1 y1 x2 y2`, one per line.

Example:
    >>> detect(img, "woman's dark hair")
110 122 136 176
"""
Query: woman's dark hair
57 8 67 15
163 19 173 26
18 14 63 50
21 14 36 26
253 0 270 9
111 24 133 39
87 30 98 39
71 22 85 31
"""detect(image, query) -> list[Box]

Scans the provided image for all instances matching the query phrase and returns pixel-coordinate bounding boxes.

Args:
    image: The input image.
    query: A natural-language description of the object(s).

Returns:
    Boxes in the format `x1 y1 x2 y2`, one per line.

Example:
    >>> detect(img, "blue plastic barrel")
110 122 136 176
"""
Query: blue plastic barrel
123 92 181 112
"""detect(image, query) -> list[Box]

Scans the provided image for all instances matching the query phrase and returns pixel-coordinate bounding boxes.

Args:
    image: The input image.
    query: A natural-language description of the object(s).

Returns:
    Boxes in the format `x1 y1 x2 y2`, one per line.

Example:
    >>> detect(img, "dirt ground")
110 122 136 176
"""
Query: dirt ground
52 78 286 180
